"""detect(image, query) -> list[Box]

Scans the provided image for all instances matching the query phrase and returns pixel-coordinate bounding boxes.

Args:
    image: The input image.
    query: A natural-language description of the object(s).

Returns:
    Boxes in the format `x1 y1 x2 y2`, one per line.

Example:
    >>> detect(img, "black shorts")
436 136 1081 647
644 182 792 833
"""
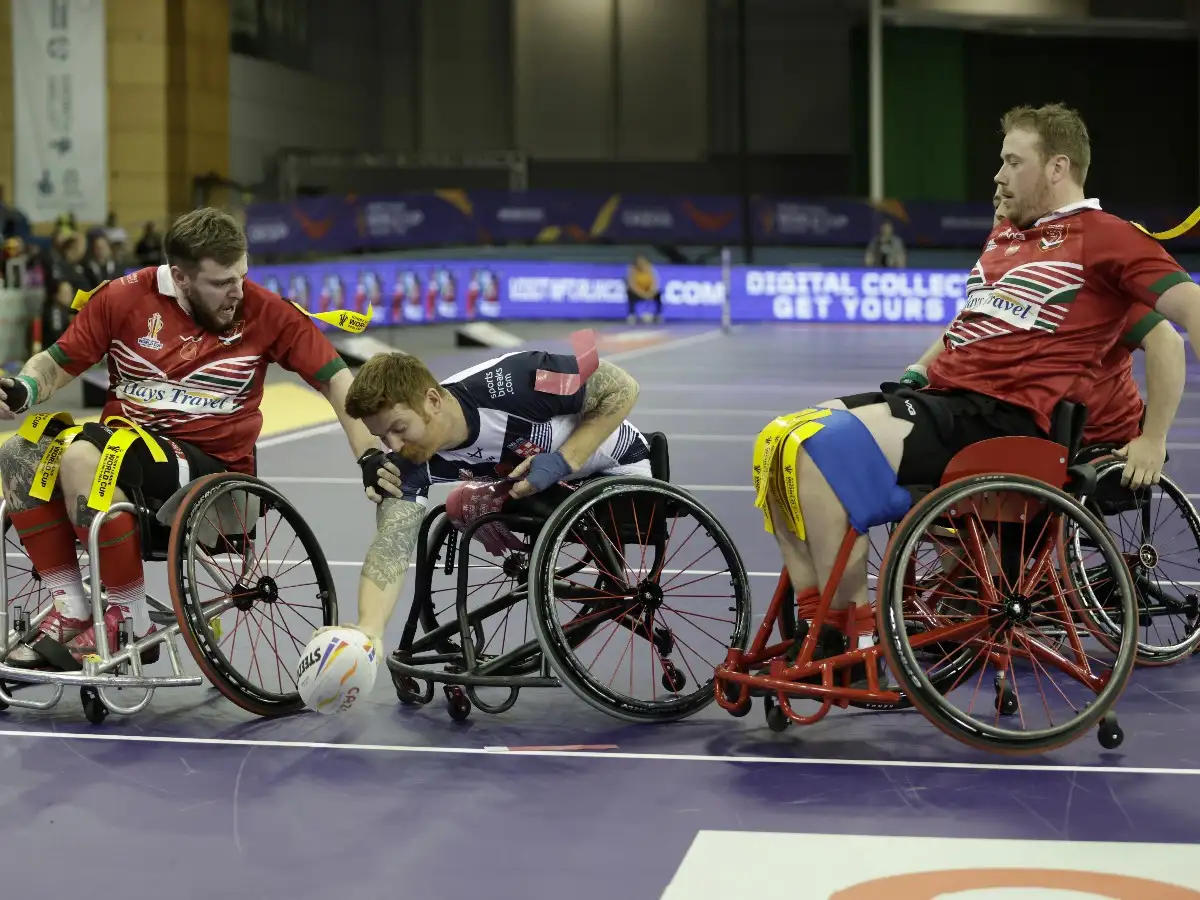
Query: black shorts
44 418 229 508
837 385 1044 488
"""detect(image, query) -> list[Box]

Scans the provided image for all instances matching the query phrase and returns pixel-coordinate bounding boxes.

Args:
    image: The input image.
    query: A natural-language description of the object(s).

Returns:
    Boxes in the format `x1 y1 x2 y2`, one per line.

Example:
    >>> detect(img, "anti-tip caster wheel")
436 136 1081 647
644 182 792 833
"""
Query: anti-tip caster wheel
1098 713 1124 750
661 661 686 693
445 685 471 722
80 686 108 725
764 696 790 732
995 685 1018 717
393 673 434 706
722 682 751 717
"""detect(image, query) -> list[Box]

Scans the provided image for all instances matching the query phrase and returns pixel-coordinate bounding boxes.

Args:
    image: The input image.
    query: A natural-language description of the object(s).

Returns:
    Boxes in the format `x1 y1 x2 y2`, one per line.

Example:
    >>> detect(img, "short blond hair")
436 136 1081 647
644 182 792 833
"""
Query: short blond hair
1001 103 1091 186
344 352 446 419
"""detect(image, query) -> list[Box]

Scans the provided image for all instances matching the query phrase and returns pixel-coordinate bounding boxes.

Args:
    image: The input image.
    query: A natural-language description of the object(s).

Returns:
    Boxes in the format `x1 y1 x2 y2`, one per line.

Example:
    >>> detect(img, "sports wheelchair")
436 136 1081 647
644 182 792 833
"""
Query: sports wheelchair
715 400 1142 756
387 432 754 723
0 457 336 724
1062 442 1200 666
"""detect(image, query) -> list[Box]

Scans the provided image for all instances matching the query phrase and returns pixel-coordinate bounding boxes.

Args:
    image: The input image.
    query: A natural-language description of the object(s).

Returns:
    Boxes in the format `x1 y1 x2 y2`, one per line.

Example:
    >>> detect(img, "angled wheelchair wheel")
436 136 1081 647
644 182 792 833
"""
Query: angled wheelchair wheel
1066 458 1200 665
168 473 337 717
877 474 1138 756
528 476 752 723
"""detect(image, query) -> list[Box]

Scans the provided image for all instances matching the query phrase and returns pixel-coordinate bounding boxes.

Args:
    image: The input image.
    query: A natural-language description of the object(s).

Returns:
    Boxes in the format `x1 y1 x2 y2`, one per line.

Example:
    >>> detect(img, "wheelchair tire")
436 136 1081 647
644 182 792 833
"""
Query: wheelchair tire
1067 458 1200 665
877 473 1138 756
168 473 337 717
528 476 752 723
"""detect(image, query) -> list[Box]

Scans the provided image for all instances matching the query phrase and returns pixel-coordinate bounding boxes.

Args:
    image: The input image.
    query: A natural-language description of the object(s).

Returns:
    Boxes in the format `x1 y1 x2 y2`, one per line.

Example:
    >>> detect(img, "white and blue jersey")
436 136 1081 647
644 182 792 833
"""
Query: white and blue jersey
396 350 651 503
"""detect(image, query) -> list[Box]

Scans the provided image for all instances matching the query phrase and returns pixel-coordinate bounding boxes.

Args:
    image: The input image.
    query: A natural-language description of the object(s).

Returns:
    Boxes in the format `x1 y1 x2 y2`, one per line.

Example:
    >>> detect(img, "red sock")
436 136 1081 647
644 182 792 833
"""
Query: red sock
74 512 149 633
9 500 87 619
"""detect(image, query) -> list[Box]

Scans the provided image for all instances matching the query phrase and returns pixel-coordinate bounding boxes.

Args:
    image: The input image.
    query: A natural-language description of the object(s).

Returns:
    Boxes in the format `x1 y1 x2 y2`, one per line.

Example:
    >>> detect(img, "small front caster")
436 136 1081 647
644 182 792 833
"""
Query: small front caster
1098 712 1124 750
81 686 108 725
764 695 790 732
661 661 686 693
445 685 471 722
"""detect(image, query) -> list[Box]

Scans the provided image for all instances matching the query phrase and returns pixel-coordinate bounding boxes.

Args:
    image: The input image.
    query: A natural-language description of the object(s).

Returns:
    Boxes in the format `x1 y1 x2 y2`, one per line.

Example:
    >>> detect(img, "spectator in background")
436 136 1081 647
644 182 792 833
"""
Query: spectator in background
865 220 906 268
43 231 88 348
134 221 162 267
626 255 663 325
83 231 119 288
0 186 31 240
104 211 128 258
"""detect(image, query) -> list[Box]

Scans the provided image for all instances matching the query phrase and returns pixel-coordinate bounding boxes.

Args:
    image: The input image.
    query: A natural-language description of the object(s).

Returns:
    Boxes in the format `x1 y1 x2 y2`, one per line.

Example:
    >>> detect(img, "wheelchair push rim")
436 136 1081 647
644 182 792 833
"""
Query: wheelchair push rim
877 474 1139 756
168 472 337 717
529 476 752 724
1067 458 1200 665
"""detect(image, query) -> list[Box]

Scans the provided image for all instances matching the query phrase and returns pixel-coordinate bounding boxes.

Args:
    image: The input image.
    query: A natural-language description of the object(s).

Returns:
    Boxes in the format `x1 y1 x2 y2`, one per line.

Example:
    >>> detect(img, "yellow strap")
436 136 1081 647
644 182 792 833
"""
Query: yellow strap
71 280 110 311
18 411 75 443
28 425 84 501
751 408 832 540
87 429 142 513
291 302 373 334
102 416 168 463
1132 204 1200 241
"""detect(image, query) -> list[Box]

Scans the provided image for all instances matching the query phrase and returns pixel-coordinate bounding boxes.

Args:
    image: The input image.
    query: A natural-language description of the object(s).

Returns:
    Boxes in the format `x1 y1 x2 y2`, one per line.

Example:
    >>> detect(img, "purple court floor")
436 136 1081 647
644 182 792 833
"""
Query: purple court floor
3 323 1200 899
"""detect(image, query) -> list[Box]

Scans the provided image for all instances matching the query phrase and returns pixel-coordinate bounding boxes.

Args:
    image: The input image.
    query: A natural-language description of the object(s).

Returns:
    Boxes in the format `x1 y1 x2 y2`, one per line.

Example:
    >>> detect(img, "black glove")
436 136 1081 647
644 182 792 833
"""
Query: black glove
358 448 388 493
1 376 32 414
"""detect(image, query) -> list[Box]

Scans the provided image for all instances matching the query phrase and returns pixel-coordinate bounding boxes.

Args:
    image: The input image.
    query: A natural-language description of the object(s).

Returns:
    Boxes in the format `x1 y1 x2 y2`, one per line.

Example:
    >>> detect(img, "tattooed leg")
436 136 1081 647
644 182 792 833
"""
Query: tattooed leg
0 433 59 513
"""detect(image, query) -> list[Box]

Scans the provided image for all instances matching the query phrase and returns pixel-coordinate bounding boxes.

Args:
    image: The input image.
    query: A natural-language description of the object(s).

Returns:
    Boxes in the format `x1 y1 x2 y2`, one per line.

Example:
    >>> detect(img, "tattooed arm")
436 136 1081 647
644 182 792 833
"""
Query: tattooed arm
0 352 77 419
556 359 640 470
348 497 426 645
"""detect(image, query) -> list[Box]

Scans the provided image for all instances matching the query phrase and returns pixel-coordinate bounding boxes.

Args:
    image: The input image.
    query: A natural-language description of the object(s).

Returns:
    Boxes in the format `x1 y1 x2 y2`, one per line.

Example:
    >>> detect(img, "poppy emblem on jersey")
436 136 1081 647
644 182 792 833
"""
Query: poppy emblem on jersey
1005 243 1021 256
138 313 164 351
1040 222 1069 251
178 335 202 361
218 320 244 346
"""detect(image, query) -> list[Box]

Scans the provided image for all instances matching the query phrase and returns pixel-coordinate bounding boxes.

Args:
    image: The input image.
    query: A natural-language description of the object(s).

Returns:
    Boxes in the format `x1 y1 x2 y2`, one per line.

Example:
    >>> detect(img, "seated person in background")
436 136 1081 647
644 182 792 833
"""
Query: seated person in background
334 344 646 645
759 102 1200 654
626 255 662 325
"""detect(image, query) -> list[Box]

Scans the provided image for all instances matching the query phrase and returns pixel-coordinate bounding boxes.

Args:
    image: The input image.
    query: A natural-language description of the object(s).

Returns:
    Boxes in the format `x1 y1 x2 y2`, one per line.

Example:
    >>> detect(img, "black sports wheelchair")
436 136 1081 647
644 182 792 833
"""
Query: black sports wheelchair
0 442 336 724
387 432 755 723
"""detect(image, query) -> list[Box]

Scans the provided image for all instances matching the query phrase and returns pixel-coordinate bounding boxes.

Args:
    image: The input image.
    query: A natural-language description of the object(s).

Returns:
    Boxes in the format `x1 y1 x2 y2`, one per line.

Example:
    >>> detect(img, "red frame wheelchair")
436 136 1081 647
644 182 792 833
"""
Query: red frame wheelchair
715 400 1140 755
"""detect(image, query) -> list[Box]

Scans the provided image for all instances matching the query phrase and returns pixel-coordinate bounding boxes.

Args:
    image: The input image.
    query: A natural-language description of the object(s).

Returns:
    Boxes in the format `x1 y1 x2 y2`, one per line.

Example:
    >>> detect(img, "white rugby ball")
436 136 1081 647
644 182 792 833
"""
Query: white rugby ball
297 627 378 714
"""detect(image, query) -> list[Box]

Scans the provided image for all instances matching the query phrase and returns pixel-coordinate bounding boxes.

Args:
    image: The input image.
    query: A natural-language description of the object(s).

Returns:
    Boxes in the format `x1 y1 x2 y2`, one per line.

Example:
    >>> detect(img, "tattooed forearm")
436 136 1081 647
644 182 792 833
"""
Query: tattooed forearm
362 498 424 592
19 352 72 406
580 360 639 421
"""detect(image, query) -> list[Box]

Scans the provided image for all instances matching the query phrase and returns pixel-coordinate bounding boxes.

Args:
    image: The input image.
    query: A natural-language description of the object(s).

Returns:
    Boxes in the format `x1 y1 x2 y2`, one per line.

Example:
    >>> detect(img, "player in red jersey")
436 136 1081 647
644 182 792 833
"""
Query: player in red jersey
0 207 377 668
758 103 1200 651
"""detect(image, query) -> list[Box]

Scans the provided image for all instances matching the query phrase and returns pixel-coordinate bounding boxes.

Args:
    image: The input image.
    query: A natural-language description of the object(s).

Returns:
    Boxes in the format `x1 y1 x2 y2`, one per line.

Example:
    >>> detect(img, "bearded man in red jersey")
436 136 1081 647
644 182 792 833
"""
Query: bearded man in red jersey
0 207 378 668
759 103 1200 650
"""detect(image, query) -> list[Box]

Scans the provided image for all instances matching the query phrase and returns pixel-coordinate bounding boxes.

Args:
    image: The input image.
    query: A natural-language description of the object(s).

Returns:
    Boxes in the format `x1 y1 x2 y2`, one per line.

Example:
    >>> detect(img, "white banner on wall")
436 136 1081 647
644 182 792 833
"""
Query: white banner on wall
11 0 108 223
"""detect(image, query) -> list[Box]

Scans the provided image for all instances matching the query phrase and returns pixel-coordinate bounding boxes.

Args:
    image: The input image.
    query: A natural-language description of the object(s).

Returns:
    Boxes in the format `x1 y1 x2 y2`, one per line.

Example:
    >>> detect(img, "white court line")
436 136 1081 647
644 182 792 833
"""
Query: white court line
0 726 1195 777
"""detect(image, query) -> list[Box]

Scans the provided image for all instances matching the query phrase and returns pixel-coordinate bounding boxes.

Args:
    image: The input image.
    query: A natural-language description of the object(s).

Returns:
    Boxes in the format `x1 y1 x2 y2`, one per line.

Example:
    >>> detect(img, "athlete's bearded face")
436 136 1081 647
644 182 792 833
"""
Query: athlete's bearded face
173 256 247 334
994 128 1056 230
363 391 450 465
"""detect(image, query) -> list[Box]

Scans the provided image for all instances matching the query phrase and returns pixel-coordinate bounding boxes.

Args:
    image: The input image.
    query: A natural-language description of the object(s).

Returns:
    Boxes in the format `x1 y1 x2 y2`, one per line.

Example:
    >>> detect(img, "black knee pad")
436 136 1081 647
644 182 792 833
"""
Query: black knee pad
76 422 146 490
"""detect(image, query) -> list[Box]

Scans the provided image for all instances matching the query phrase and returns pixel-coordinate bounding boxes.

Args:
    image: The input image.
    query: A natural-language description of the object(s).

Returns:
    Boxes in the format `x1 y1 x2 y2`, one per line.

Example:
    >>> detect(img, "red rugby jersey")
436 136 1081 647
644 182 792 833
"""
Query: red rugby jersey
48 265 346 473
928 200 1191 433
1081 302 1165 445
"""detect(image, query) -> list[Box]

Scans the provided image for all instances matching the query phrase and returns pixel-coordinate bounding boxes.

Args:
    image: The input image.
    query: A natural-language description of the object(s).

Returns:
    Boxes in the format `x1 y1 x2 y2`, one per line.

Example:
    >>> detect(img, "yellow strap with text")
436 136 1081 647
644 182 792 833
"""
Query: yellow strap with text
291 302 373 334
18 411 75 443
29 425 84 501
86 418 170 513
751 408 832 540
1132 204 1200 241
102 416 168 463
71 280 110 311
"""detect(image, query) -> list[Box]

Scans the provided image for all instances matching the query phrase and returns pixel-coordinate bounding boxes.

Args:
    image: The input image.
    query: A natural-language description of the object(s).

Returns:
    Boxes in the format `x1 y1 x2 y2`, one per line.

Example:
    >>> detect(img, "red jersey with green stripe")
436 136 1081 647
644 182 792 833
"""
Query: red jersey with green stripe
1081 302 1164 445
928 200 1190 434
48 265 346 473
